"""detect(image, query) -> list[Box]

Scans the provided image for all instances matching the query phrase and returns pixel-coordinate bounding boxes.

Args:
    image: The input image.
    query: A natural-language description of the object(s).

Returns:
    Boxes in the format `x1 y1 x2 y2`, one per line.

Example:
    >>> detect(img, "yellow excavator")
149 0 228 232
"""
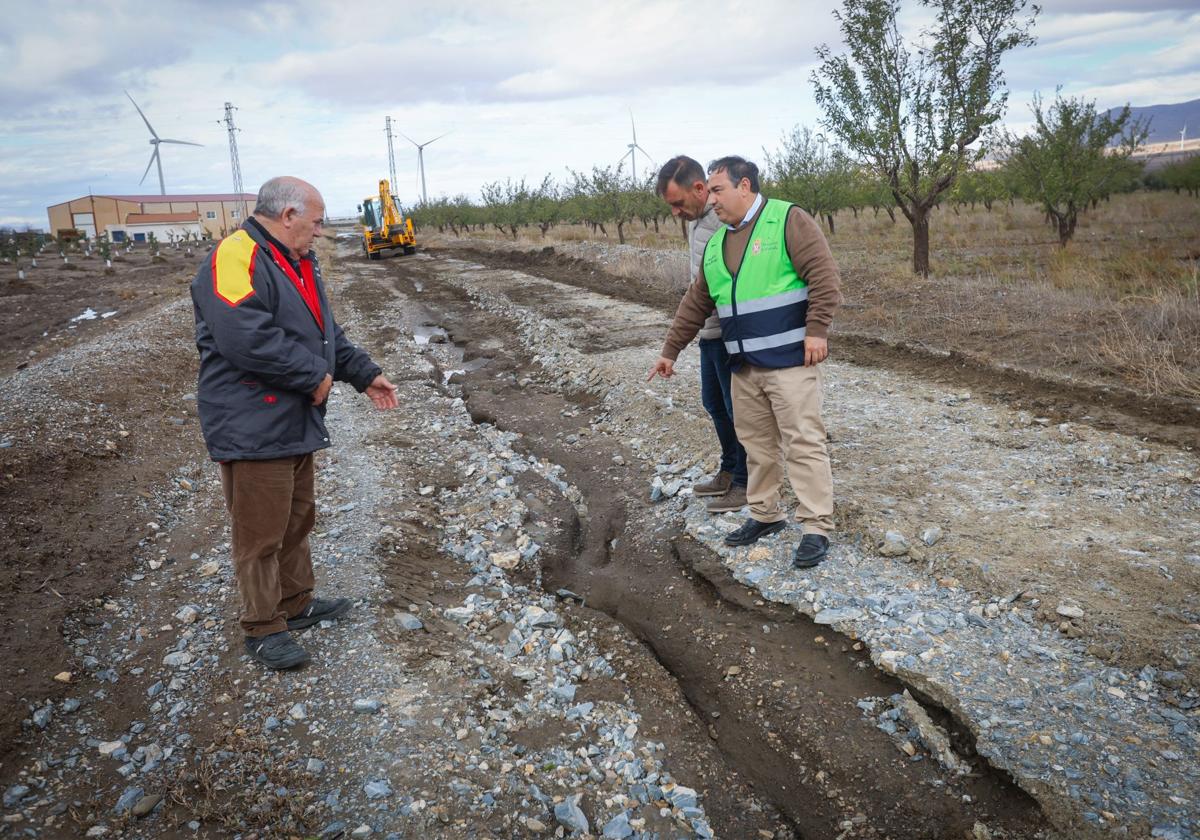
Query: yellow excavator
359 179 416 260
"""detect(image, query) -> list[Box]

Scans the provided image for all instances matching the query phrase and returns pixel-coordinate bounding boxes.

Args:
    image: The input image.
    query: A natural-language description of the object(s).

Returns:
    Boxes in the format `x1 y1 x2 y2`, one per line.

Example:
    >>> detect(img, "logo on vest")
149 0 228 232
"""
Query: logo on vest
752 238 762 256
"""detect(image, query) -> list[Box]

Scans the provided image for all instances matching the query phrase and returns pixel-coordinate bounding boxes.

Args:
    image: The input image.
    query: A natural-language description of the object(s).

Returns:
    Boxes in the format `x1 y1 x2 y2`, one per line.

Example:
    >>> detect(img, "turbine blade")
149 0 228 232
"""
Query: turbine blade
399 131 420 147
629 109 637 143
422 131 451 147
139 149 159 185
158 139 204 147
125 90 158 139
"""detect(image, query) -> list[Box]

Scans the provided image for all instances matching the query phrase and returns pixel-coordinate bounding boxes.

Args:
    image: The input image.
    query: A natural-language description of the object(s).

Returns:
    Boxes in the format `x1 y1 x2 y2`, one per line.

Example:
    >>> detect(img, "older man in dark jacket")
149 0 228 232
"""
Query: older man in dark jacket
191 176 398 669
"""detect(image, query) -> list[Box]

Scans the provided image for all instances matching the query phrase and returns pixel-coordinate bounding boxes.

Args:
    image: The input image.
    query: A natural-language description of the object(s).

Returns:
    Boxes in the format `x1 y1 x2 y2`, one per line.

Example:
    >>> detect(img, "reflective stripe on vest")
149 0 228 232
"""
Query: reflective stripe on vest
702 198 808 366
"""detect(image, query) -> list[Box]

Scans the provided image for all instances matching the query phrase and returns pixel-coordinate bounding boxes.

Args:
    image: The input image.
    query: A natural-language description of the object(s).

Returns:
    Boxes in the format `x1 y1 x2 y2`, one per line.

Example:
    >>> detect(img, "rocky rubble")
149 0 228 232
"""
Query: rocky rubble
424 254 1200 839
1 248 728 838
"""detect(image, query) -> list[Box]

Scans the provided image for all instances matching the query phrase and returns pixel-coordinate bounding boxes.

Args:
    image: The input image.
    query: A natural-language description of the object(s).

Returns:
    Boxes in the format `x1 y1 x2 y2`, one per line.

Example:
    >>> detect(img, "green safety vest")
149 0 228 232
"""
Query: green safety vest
702 197 809 368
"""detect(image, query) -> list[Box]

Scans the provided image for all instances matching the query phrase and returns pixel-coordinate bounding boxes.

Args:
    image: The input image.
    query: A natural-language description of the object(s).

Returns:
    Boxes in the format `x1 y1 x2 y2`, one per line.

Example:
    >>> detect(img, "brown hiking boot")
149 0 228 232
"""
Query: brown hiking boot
693 470 733 497
706 484 748 513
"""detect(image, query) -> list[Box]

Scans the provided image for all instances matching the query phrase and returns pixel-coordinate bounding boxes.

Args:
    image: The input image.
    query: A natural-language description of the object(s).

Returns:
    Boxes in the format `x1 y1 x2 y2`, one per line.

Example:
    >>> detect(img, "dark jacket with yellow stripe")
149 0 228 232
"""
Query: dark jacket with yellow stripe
190 220 380 461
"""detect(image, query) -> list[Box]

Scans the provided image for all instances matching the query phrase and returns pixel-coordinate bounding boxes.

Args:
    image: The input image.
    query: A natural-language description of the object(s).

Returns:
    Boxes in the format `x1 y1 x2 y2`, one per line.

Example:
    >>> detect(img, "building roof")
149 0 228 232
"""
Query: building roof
124 212 202 225
48 193 257 211
102 193 256 203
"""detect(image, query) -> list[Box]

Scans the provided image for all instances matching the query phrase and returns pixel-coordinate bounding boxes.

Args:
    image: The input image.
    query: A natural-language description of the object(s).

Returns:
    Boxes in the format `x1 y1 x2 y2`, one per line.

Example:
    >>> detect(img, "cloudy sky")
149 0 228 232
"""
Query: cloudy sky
1 0 1197 228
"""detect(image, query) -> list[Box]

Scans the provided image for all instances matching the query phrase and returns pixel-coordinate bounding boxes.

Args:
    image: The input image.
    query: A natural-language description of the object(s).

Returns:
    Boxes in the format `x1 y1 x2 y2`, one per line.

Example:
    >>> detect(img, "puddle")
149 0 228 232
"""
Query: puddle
441 356 490 385
413 324 449 345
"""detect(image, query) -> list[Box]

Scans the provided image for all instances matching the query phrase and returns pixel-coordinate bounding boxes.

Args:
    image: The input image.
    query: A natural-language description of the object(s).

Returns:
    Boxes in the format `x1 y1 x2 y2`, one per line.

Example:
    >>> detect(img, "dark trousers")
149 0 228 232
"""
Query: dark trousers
699 338 748 487
219 454 316 637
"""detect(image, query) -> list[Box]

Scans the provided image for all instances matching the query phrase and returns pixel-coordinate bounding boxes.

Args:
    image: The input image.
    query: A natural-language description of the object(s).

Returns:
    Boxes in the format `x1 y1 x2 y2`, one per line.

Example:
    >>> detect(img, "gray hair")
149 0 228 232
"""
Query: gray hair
254 176 311 219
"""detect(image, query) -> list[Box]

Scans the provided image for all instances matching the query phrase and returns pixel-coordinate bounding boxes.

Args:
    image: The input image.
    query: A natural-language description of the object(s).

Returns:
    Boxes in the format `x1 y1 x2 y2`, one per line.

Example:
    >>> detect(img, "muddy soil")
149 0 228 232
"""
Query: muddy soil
0 295 205 765
0 248 197 373
0 245 203 753
379 255 1048 838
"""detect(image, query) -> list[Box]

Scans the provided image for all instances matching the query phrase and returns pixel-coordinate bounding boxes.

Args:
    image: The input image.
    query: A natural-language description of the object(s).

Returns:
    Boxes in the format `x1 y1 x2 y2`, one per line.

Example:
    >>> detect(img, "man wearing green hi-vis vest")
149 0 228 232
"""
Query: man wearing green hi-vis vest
648 156 842 568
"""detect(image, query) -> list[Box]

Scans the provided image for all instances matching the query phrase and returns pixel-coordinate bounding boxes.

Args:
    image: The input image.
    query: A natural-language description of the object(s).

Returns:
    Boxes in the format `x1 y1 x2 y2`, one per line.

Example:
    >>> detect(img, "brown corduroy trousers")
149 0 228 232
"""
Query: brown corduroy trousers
219 454 316 637
731 363 835 536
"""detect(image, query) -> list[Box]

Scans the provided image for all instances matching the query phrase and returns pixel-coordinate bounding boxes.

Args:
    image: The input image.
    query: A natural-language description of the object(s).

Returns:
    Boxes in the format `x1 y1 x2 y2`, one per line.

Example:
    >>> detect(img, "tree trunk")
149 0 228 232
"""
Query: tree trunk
653 218 659 233
1054 210 1078 247
509 225 518 240
824 214 835 235
884 206 896 224
597 223 607 237
911 209 931 276
617 220 626 245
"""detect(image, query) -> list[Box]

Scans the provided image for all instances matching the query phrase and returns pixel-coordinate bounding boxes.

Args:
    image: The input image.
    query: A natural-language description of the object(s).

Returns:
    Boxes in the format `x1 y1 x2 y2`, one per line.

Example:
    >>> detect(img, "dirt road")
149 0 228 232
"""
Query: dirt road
0 234 1196 839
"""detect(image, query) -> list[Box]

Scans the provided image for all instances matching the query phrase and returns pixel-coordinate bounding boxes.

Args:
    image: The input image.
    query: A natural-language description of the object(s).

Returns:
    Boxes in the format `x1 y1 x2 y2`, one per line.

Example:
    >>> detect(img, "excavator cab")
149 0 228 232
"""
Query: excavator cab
360 179 416 260
360 199 380 231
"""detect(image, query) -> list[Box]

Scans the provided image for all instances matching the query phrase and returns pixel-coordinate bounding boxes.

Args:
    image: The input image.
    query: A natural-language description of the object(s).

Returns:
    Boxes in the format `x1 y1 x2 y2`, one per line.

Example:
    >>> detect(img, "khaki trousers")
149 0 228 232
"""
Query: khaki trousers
219 454 316 637
731 364 834 535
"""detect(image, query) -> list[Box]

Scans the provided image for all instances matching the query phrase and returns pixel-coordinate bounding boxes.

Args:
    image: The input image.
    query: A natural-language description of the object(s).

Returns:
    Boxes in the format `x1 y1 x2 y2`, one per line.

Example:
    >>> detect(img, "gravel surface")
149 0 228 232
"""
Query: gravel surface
0 241 771 839
419 250 1199 840
3 232 1196 839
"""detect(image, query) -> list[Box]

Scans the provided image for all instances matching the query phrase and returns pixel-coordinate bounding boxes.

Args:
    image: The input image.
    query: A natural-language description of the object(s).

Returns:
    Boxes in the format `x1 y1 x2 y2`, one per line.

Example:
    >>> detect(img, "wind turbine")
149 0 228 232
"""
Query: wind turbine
619 111 653 185
1181 125 1188 153
125 90 203 195
400 130 450 206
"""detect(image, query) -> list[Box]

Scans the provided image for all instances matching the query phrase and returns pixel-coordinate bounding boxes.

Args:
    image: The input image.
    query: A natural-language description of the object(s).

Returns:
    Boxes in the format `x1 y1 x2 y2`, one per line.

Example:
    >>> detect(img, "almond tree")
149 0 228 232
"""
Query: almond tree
481 179 531 240
765 126 854 234
529 175 561 237
1002 93 1147 245
569 166 638 244
813 0 1037 275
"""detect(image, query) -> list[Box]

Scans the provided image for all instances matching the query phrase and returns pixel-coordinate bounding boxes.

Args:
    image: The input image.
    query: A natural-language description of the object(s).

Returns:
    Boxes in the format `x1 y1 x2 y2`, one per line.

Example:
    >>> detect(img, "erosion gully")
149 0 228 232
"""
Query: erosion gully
376 251 1048 839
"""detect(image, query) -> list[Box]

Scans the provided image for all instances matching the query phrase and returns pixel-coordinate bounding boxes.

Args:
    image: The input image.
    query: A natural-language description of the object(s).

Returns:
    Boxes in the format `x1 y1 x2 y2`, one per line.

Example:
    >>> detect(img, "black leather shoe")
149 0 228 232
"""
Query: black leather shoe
724 518 787 546
244 631 310 670
792 534 830 568
287 597 353 631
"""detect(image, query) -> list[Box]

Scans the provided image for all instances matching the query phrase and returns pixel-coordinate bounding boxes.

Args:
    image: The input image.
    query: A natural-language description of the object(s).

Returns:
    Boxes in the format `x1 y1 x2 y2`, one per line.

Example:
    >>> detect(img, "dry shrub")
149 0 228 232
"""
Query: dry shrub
1092 288 1200 399
168 729 324 833
613 249 687 293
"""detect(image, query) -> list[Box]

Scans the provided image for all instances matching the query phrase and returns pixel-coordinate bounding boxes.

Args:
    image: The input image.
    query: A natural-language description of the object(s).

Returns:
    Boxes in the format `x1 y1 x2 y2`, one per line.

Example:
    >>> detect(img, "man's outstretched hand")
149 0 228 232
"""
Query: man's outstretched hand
365 375 399 410
647 357 675 381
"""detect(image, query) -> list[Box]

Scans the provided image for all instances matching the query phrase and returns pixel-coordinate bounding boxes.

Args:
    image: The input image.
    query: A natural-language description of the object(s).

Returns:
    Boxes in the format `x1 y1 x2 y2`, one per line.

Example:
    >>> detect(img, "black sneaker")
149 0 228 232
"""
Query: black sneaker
287 597 353 631
244 631 310 670
724 518 787 546
792 534 830 568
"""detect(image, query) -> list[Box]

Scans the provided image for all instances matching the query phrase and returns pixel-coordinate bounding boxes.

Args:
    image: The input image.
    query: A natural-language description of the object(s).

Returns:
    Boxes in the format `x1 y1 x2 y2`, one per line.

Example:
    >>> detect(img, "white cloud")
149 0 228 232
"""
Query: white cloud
0 1 1196 230
251 0 841 105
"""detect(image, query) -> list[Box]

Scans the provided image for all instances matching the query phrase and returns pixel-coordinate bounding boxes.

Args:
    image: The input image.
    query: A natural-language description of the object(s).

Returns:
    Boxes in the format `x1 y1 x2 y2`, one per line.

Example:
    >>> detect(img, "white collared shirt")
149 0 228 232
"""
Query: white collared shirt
729 193 764 231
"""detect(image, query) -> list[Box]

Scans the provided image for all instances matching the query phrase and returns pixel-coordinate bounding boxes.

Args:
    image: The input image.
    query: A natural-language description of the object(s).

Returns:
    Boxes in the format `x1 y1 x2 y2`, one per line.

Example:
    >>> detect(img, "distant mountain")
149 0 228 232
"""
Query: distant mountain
1106 98 1200 144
